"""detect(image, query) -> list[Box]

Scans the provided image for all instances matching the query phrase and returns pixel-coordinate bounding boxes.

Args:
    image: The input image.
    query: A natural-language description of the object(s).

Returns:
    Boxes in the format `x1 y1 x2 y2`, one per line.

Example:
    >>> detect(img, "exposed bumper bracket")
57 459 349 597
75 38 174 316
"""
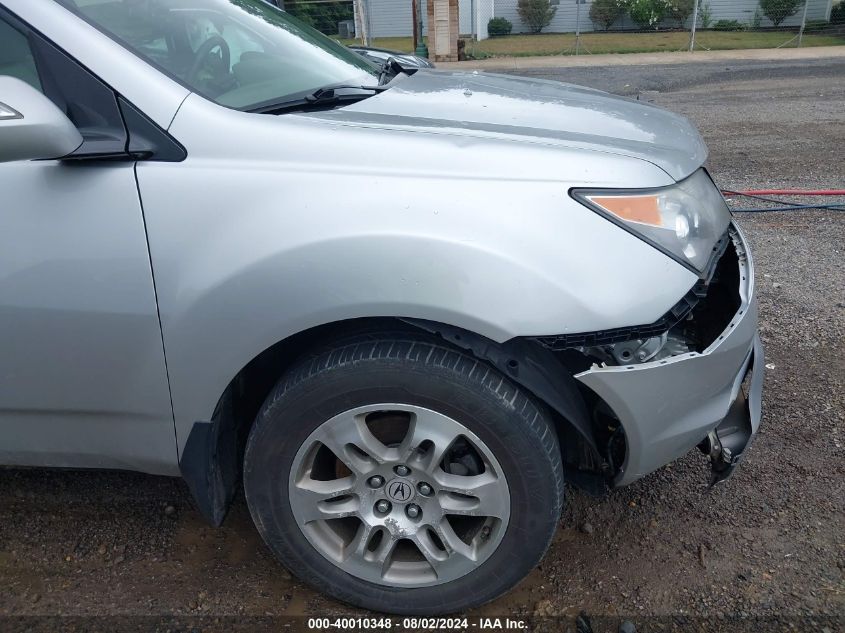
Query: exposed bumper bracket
704 334 764 487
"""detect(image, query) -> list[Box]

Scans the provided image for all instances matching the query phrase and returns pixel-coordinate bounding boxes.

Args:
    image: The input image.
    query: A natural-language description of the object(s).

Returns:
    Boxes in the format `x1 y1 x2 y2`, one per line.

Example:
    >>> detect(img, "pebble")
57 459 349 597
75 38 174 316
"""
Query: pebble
580 522 594 535
164 505 176 517
533 598 556 617
619 621 636 633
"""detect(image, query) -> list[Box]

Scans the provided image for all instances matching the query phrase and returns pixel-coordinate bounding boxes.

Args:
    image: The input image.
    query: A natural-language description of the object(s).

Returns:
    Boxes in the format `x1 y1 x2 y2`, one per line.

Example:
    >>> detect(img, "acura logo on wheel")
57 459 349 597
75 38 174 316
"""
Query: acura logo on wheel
387 479 413 502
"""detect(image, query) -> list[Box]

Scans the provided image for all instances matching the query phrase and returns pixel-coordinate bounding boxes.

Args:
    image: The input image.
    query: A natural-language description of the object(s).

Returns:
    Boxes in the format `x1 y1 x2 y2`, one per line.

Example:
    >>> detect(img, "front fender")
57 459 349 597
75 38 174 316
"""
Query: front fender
139 96 698 458
144 226 694 457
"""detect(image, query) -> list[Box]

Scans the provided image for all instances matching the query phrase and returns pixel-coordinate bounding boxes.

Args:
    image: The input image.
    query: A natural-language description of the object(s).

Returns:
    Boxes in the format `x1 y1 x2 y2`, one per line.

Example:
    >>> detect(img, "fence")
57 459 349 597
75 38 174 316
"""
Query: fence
462 0 845 58
487 0 835 36
284 0 845 59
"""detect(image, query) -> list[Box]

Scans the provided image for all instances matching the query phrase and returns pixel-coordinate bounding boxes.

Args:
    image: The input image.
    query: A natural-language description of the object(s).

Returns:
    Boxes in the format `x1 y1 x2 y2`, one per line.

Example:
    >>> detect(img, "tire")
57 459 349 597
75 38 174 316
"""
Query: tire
243 331 563 614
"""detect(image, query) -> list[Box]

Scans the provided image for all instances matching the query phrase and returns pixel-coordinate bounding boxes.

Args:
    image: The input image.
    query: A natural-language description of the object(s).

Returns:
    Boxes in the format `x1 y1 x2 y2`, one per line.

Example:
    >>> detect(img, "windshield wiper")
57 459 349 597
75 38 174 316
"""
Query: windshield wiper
249 84 389 115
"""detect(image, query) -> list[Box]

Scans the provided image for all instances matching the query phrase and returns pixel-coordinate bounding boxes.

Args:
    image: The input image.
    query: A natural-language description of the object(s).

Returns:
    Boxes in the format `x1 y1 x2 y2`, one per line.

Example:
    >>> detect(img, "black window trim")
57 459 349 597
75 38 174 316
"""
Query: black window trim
0 5 186 162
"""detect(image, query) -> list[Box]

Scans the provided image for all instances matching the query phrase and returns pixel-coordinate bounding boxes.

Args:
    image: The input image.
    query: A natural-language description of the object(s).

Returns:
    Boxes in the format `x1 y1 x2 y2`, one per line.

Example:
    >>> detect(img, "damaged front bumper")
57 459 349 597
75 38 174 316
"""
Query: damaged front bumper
575 223 763 487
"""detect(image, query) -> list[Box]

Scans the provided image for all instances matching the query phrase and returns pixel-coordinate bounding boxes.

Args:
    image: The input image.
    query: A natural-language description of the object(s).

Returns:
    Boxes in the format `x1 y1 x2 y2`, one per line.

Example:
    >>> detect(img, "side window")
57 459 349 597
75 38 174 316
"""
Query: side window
0 19 42 93
0 8 184 162
0 11 126 157
29 30 128 156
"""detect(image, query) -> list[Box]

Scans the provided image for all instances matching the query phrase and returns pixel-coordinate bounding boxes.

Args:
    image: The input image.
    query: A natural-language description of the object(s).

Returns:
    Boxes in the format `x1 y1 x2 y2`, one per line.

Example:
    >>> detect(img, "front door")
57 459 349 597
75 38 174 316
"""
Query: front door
0 15 177 474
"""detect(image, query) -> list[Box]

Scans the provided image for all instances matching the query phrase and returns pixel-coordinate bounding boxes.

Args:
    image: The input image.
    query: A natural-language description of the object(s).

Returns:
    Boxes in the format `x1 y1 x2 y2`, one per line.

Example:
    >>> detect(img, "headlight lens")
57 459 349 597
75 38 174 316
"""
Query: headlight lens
572 169 731 272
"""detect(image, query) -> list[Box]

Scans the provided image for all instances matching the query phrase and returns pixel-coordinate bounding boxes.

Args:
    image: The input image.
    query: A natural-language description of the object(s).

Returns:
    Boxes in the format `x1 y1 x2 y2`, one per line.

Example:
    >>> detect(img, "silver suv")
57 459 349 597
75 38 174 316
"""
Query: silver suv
0 0 762 614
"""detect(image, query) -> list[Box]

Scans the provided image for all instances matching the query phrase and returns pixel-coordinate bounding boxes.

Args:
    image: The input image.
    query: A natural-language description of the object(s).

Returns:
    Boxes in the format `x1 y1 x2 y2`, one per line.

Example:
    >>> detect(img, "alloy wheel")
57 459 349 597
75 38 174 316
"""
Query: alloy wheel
288 404 510 587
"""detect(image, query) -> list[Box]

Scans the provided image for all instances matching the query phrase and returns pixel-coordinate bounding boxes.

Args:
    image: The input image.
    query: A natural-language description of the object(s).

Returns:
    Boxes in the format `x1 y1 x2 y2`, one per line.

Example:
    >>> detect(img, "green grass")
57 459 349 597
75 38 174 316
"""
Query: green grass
336 30 845 58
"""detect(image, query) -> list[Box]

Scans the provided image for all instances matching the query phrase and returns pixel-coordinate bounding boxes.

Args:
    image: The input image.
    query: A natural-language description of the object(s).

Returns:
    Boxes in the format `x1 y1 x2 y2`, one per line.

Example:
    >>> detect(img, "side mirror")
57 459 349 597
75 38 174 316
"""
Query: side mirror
0 76 83 163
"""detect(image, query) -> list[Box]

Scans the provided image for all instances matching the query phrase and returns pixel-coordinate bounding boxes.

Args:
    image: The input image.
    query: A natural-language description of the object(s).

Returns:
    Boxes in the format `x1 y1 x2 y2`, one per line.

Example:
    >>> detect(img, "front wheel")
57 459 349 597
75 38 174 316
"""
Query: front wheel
243 332 564 614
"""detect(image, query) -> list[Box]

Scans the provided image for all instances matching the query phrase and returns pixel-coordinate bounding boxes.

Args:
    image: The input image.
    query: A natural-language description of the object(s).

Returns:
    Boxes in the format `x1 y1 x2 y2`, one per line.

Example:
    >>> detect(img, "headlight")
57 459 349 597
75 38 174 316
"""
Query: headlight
571 169 731 272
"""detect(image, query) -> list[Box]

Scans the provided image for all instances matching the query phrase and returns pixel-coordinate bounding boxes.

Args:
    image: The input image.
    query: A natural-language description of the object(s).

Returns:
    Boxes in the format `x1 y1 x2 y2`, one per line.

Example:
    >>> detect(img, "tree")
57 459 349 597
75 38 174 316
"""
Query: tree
625 0 670 30
590 0 625 31
759 0 804 27
697 0 713 28
667 0 695 28
286 0 353 34
517 0 557 34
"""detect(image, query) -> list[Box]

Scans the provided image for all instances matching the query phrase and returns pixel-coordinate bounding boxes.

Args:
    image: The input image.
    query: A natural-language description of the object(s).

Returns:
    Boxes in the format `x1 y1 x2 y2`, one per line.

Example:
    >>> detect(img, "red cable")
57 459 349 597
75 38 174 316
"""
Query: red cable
726 189 845 196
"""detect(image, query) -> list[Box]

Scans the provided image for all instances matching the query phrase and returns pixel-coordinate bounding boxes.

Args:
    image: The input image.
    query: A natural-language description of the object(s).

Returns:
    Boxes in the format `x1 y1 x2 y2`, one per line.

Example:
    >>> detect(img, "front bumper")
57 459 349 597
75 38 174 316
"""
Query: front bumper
575 223 763 486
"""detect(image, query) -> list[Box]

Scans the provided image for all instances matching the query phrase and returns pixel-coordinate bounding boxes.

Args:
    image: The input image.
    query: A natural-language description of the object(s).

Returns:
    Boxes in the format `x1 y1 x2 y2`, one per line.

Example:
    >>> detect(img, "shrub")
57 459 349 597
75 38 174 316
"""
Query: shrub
487 16 513 36
832 1 845 24
759 0 804 27
803 19 828 31
590 0 625 31
713 19 746 31
667 0 695 28
751 7 764 29
517 0 557 34
625 0 670 30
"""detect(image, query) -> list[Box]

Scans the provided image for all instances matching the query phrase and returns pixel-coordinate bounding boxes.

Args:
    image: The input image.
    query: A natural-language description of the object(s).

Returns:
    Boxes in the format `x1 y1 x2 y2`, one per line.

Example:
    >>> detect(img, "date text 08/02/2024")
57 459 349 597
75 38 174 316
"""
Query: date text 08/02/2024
307 617 528 630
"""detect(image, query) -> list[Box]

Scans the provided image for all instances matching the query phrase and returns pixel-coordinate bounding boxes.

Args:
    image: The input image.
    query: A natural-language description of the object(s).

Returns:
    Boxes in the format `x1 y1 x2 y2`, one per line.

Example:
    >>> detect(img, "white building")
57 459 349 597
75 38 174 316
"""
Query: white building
355 0 834 41
355 0 496 40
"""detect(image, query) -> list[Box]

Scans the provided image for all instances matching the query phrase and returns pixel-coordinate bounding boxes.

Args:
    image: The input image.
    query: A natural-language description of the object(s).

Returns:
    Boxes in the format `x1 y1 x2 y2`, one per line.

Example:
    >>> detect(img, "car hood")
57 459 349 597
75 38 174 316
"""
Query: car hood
304 70 707 181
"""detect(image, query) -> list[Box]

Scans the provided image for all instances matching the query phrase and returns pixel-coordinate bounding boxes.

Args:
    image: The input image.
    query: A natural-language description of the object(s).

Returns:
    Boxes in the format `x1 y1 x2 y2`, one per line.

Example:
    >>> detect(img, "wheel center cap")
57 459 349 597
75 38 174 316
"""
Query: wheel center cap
385 478 415 503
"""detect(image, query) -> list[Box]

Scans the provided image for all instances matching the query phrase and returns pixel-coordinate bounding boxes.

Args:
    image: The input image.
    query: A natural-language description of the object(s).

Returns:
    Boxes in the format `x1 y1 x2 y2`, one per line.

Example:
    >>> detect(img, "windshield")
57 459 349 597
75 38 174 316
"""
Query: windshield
56 0 379 110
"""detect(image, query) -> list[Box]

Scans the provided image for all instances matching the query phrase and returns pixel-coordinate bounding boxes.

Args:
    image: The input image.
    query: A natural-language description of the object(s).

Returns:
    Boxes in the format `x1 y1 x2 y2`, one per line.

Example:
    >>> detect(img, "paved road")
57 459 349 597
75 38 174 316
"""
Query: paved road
502 57 845 190
502 56 845 98
1 57 843 630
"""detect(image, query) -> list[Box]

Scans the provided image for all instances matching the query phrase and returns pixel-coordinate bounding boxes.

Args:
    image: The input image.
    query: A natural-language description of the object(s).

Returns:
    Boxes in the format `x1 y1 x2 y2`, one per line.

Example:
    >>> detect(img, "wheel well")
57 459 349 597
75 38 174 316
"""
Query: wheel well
185 317 610 525
217 318 418 457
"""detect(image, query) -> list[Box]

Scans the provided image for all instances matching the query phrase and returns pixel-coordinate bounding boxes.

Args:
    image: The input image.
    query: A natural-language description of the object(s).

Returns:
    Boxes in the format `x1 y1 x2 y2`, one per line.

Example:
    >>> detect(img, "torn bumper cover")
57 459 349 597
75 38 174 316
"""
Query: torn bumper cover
576 223 763 487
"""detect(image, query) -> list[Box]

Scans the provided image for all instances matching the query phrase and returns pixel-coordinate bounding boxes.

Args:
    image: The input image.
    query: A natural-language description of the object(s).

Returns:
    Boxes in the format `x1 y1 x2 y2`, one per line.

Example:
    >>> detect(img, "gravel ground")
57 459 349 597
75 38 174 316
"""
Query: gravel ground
1 58 843 631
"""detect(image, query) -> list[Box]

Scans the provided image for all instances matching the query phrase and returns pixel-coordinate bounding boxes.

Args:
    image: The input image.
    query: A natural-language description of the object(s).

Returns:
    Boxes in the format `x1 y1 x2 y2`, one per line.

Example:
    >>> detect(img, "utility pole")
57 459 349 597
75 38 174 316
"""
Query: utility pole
415 0 429 57
689 0 700 52
365 0 373 46
574 0 582 56
356 0 371 46
797 0 810 47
